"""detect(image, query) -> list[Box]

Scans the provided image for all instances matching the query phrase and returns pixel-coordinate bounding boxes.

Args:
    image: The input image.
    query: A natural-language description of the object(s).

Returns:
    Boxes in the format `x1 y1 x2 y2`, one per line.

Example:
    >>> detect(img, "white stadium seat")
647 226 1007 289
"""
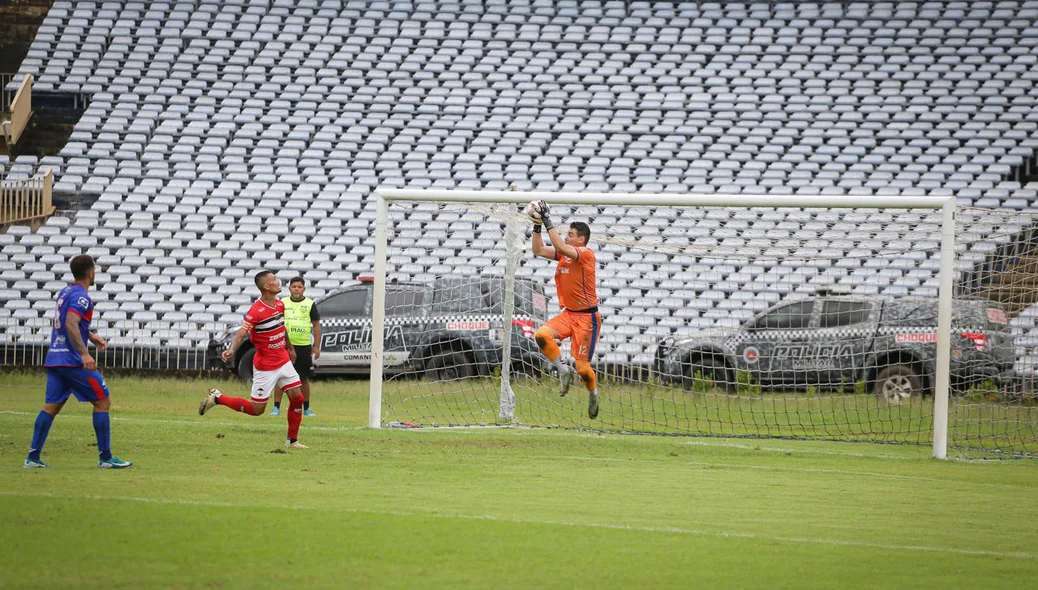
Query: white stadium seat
3 0 1038 369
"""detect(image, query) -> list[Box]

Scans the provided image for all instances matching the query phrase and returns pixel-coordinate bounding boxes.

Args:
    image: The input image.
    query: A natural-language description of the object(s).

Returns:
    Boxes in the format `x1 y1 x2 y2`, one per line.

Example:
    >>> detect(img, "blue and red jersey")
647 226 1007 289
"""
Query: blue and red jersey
44 283 94 368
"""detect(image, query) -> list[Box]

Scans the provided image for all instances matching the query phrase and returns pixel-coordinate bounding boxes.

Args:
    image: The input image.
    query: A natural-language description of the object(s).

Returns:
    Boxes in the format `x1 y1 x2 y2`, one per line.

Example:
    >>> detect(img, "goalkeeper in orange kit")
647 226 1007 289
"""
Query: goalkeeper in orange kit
528 200 602 419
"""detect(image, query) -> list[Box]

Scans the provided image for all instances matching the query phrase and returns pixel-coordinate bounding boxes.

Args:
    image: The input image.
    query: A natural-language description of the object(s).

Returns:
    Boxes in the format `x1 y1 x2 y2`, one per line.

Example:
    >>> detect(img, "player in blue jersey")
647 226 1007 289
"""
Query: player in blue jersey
24 254 133 469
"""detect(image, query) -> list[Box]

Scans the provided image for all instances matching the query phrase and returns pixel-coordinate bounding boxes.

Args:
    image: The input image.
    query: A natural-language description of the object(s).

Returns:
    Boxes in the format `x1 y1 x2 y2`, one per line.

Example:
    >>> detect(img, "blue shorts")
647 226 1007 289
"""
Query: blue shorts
44 367 111 404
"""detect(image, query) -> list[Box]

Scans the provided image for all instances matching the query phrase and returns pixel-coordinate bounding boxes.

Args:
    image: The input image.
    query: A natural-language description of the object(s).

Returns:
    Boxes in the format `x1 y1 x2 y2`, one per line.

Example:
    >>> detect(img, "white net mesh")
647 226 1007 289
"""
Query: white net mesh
377 197 1038 457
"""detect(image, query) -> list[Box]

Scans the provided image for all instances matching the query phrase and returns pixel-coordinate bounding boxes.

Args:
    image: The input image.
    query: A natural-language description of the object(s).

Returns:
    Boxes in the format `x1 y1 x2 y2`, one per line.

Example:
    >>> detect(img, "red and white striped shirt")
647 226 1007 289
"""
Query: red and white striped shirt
244 299 290 371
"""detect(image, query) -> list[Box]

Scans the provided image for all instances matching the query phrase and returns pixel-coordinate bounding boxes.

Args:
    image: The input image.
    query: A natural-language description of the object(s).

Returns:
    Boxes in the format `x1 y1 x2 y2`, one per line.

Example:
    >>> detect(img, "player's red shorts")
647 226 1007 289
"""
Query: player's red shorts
544 309 602 362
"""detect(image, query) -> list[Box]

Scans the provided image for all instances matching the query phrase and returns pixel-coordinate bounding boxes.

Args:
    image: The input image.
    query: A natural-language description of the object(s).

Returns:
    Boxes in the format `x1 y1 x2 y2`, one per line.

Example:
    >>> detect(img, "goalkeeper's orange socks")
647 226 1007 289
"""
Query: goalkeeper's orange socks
216 394 262 416
576 361 597 392
287 395 303 441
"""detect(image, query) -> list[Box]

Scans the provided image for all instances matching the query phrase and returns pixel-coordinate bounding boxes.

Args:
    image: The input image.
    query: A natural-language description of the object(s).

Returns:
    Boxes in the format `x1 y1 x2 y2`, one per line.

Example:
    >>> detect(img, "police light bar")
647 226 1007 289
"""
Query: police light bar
814 286 852 295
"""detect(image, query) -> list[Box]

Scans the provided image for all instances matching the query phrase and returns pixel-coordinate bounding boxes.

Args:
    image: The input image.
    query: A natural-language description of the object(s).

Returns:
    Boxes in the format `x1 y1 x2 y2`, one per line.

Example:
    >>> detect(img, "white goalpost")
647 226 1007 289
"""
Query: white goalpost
368 188 1038 460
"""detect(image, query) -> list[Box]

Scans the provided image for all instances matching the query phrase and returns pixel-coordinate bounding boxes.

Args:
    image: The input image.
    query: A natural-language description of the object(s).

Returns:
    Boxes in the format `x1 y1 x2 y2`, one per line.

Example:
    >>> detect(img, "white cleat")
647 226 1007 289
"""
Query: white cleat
199 388 220 415
285 440 309 449
559 366 575 397
588 388 600 420
23 456 48 468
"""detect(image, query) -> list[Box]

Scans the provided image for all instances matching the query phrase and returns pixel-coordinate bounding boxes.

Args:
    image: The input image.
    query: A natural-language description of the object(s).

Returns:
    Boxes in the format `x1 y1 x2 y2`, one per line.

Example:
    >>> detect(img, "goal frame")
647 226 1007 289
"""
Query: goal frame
369 189 957 459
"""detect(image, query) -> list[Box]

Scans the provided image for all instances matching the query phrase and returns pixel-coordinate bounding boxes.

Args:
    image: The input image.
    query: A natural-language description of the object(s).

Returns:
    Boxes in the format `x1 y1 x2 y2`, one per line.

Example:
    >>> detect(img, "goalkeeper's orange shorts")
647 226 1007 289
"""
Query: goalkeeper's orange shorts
544 308 602 362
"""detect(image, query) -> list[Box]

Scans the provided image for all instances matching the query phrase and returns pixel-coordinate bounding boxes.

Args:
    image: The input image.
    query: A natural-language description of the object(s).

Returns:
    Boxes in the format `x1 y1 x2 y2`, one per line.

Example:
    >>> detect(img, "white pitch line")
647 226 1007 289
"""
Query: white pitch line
0 411 1028 464
383 424 928 459
1 490 1033 560
3 410 1027 491
398 430 1033 464
0 412 892 460
465 427 926 459
0 410 366 432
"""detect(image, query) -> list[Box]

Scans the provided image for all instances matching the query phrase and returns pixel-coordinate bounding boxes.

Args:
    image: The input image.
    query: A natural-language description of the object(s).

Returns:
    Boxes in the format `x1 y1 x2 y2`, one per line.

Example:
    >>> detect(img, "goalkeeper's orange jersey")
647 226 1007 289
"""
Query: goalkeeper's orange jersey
554 246 598 311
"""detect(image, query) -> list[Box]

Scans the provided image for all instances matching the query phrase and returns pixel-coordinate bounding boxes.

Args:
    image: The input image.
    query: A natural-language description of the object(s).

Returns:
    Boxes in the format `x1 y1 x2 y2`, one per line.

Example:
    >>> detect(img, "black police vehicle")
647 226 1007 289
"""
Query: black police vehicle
209 275 548 381
655 290 1015 403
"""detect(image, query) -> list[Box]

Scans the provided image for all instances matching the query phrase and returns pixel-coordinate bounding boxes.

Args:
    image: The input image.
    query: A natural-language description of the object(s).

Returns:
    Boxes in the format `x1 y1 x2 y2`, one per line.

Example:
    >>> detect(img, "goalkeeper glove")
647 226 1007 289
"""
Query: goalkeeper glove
536 200 554 231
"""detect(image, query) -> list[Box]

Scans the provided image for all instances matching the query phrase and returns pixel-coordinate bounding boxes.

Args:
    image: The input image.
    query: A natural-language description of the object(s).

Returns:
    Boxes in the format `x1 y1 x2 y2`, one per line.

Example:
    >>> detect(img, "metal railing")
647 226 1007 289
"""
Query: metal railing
0 73 15 112
2 316 1035 396
1 318 222 373
0 166 54 226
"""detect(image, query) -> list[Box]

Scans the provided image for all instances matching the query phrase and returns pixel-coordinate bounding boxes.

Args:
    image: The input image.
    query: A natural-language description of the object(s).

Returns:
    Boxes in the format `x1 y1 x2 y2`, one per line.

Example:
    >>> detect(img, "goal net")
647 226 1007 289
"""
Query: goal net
370 189 1038 459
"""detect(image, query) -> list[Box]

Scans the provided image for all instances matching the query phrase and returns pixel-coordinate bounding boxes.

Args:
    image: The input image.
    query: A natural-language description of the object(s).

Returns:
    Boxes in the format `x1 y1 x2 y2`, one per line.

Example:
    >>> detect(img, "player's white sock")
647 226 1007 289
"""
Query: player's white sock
552 358 565 374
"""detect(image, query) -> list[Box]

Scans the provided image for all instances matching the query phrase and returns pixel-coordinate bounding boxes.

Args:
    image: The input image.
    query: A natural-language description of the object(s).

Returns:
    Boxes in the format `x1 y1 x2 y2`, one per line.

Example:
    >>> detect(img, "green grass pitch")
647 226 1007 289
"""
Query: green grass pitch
2 371 1038 589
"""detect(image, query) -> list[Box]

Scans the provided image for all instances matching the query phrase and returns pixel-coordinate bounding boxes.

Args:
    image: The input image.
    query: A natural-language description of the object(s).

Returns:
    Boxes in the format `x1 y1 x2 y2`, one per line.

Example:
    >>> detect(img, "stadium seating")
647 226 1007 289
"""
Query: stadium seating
3 1 1038 368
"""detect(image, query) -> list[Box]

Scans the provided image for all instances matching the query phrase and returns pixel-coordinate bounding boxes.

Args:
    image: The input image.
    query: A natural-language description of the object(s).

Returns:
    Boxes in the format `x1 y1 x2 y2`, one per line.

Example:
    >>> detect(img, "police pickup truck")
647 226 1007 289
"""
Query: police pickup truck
209 276 548 381
654 291 1014 403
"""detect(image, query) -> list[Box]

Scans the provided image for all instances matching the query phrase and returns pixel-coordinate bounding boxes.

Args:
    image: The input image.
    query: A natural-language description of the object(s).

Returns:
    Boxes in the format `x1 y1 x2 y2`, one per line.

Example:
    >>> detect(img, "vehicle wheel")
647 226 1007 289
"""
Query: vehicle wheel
237 349 255 382
682 355 732 392
874 364 921 405
425 350 475 381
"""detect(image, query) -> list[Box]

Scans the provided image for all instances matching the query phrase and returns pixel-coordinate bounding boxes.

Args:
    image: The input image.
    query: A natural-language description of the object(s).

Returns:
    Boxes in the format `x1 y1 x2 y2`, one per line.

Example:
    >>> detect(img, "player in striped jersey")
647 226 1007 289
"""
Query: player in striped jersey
198 270 308 448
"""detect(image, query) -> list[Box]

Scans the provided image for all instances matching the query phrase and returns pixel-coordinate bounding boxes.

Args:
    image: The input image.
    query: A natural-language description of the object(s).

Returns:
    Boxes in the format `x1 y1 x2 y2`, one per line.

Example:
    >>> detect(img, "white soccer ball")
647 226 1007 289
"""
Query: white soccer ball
523 201 542 223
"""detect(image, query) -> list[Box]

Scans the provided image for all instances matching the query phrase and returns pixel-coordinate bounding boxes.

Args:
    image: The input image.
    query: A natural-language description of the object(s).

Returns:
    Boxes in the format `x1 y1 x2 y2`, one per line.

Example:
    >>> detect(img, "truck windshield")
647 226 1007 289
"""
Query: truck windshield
429 277 539 315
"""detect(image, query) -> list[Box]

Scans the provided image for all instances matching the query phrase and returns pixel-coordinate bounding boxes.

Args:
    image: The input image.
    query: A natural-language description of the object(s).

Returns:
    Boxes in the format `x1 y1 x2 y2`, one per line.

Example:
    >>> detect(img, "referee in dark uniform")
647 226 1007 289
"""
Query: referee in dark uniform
271 277 321 417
